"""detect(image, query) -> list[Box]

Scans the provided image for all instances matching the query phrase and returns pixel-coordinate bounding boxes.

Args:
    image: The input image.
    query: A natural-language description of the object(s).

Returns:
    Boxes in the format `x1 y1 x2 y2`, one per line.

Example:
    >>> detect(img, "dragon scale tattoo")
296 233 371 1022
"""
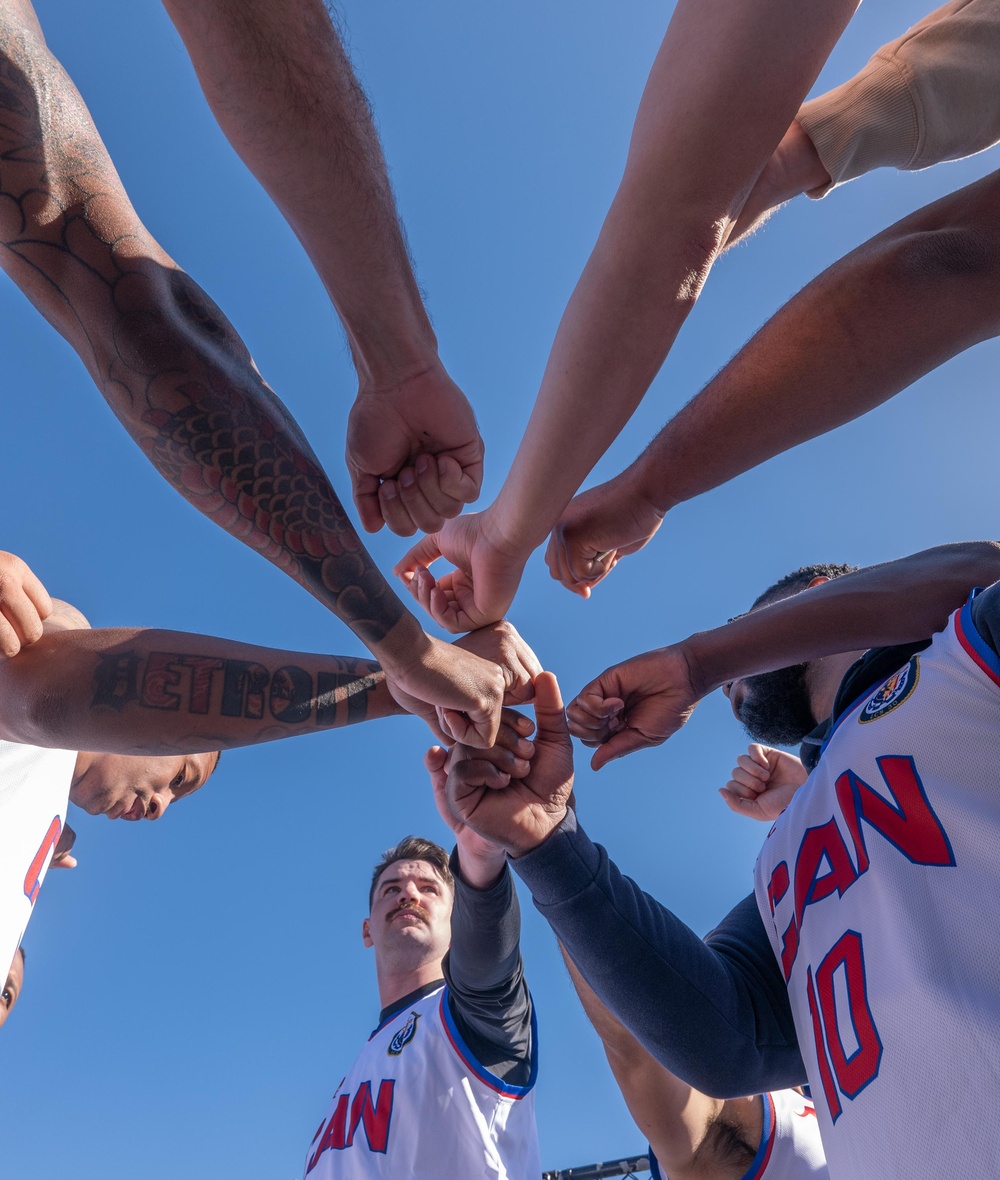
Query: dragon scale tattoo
0 12 405 647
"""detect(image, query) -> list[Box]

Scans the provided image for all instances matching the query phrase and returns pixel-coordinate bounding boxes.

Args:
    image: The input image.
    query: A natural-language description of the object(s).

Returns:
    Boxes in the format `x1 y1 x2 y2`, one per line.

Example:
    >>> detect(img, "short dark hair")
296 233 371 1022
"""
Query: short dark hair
369 836 453 910
750 563 859 611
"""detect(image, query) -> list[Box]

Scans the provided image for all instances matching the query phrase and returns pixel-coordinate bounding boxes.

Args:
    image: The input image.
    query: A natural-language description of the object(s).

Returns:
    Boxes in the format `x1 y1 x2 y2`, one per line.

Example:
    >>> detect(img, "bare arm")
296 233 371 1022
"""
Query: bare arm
569 541 1000 766
41 597 90 635
0 3 505 744
548 170 1000 593
561 946 763 1180
0 625 403 753
396 0 859 627
161 0 483 536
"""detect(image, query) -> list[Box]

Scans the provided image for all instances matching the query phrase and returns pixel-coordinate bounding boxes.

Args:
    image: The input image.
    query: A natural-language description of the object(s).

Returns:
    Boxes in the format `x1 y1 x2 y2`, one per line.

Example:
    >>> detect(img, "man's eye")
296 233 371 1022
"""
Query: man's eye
2 988 12 1008
171 772 184 789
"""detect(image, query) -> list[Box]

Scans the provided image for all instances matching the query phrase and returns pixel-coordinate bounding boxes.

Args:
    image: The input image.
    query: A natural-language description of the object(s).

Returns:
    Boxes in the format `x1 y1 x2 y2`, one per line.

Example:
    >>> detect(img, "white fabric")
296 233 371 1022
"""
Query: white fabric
754 604 1000 1177
303 984 539 1180
762 1090 828 1179
651 1089 827 1179
0 740 75 974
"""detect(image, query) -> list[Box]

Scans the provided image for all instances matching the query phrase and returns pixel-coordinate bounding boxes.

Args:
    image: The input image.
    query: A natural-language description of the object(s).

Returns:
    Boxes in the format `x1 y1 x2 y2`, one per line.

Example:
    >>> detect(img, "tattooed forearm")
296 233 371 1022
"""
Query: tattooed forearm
91 649 384 730
0 5 406 647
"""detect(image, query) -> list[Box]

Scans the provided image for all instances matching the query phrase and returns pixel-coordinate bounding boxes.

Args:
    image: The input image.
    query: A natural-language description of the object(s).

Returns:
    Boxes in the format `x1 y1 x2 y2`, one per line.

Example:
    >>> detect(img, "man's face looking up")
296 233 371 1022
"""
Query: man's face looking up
0 947 24 1031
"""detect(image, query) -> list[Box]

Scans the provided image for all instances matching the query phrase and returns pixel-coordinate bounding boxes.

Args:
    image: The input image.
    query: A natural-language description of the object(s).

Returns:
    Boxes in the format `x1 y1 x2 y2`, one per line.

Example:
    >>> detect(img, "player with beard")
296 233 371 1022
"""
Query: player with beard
438 544 1000 1177
302 736 540 1179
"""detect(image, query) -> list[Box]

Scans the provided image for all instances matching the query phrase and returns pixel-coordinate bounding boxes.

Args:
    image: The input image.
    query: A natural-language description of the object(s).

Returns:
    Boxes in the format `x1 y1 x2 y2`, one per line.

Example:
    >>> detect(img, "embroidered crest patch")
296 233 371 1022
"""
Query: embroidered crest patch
858 657 919 724
387 1011 421 1056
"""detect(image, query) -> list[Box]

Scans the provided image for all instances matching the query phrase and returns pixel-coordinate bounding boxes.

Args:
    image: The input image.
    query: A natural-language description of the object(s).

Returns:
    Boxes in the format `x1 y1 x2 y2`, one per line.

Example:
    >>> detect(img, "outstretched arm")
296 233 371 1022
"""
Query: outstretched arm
161 0 483 536
0 624 404 753
568 540 1000 766
396 0 859 627
548 171 1000 594
0 3 505 744
427 746 535 1086
732 0 1000 244
443 676 800 1096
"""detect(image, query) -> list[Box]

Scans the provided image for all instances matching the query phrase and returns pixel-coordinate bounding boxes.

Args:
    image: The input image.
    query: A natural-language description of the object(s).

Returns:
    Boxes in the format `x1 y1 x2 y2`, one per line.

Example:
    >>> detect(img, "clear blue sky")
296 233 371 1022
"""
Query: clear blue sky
2 2 998 1177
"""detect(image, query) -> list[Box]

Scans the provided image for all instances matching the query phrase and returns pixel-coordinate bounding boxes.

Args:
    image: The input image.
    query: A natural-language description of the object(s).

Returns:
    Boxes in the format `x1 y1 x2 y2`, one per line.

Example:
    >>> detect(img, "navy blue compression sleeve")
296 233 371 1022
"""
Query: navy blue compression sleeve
443 853 534 1087
511 811 804 1098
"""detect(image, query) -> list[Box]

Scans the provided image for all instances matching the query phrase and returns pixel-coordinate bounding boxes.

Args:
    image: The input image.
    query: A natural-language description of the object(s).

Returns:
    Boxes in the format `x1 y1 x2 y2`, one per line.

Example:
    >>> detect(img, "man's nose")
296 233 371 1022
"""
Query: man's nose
146 793 169 821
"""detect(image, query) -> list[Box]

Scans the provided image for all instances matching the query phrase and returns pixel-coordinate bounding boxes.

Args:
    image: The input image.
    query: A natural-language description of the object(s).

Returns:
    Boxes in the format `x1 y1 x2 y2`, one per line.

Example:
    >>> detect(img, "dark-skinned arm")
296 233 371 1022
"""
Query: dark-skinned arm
445 674 801 1097
0 1 504 746
569 541 1000 766
548 171 1000 593
0 625 403 753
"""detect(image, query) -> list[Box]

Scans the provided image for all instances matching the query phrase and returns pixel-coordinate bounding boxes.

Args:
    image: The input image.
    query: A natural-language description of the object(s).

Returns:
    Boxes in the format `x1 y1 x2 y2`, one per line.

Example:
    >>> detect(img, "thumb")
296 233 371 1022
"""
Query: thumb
590 726 651 772
352 472 386 534
532 671 569 738
424 744 448 779
394 533 443 580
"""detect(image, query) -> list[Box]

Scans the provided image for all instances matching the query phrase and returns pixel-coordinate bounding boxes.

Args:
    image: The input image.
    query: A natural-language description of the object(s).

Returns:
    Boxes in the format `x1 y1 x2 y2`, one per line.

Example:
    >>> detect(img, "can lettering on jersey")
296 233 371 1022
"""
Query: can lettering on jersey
765 754 954 983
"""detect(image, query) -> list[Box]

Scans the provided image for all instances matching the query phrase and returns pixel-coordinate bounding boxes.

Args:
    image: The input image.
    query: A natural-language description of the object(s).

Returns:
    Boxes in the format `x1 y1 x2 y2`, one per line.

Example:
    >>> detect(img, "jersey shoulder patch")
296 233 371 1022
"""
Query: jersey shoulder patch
387 1011 421 1056
858 657 919 725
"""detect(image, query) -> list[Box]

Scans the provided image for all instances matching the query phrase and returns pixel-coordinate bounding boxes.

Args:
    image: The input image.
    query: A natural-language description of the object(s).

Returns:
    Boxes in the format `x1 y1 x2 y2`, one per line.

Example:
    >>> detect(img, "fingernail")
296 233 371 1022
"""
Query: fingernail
438 458 449 476
382 481 398 499
416 455 431 475
400 468 416 488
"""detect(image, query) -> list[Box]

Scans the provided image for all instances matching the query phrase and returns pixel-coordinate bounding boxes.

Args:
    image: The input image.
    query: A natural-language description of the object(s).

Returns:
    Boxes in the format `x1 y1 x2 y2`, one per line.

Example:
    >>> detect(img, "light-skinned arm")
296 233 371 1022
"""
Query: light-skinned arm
560 946 763 1180
0 2 505 744
160 0 483 536
568 540 1000 767
548 169 1000 593
396 0 860 630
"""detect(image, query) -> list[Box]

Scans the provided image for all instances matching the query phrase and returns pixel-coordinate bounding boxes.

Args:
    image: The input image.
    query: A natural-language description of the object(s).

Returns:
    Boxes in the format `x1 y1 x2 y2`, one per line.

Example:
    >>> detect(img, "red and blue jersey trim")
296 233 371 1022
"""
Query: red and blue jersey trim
742 1091 776 1180
646 1092 775 1180
955 593 1000 688
439 986 538 1098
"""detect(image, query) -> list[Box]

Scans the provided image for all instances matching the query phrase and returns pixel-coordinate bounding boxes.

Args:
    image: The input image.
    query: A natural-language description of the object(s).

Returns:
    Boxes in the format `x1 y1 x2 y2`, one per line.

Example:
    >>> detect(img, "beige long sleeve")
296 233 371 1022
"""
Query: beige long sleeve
799 0 1000 195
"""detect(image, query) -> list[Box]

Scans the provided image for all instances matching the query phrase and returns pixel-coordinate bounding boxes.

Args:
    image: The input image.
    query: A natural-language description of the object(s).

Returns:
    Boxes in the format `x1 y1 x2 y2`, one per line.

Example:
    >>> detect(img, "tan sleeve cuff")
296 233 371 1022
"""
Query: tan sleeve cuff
798 54 920 198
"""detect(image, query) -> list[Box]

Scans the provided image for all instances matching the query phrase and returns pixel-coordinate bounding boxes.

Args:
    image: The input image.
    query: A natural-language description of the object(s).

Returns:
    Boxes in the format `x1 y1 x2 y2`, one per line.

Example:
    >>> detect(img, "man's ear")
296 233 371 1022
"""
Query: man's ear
362 918 373 948
806 576 831 588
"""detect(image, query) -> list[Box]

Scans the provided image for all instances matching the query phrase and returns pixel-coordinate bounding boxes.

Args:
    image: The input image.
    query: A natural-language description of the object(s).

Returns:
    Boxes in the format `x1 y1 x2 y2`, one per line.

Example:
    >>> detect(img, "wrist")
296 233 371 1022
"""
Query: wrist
668 636 712 701
482 499 544 567
454 839 507 890
627 448 682 516
353 346 443 400
372 611 430 673
505 809 568 859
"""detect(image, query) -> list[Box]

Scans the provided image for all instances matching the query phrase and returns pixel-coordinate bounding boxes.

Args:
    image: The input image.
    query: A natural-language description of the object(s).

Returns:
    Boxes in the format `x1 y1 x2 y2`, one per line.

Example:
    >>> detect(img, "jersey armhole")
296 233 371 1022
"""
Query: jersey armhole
740 1092 776 1180
439 986 538 1098
646 1094 773 1180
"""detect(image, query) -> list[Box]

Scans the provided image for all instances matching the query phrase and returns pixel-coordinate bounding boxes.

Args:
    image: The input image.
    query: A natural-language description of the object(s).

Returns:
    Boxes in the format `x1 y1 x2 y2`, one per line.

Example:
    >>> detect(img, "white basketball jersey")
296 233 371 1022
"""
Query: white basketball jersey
649 1089 827 1179
754 602 1000 1177
303 984 539 1179
0 740 75 975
